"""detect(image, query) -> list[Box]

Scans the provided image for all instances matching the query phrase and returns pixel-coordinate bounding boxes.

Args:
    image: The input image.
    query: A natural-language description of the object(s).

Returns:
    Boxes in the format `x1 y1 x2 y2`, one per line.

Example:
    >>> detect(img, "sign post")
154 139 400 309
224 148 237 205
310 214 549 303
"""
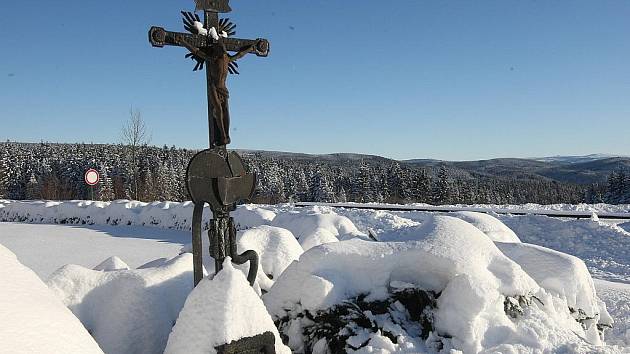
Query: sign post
85 169 100 201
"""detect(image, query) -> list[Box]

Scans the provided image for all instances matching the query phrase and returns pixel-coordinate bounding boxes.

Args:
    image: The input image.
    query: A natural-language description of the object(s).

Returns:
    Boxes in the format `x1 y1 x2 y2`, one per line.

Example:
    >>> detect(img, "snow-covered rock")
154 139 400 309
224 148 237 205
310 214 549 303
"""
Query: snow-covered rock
46 254 194 354
265 216 618 353
164 259 291 354
93 256 130 271
0 244 103 354
265 216 550 352
451 211 521 243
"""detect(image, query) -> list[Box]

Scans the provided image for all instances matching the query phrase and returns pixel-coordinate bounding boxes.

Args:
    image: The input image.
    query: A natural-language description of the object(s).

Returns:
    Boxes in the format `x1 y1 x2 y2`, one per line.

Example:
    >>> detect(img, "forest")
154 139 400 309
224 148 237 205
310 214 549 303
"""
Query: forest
0 142 628 205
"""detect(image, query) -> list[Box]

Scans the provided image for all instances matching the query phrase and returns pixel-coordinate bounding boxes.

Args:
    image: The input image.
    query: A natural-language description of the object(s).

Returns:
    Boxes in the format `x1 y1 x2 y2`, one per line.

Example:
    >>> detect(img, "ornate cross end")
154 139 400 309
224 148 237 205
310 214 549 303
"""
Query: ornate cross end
196 0 232 13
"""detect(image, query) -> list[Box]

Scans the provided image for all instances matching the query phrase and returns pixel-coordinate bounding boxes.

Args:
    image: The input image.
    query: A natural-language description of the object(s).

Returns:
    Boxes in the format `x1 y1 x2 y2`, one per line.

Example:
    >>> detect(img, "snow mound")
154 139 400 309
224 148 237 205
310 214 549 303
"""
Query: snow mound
181 225 301 291
46 254 194 354
164 259 291 354
272 206 365 241
238 225 303 290
93 256 130 271
497 242 606 319
333 207 423 235
299 227 339 251
232 204 276 229
451 211 521 242
0 244 103 354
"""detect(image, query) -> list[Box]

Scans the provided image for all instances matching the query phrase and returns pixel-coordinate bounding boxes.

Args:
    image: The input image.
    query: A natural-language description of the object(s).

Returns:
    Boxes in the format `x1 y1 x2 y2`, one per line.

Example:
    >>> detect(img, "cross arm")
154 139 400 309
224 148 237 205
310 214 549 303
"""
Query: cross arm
223 38 270 58
149 26 269 57
149 26 208 48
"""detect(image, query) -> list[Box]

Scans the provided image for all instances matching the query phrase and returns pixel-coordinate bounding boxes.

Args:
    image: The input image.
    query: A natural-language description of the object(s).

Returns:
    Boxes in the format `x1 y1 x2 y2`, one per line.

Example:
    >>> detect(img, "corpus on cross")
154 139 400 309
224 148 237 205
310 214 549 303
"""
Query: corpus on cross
148 0 269 148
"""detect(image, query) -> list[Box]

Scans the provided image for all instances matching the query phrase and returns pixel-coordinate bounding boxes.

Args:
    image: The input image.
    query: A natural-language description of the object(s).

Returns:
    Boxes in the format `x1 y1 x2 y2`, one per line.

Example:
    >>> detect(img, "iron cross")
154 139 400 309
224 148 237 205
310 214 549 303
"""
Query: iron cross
148 0 269 148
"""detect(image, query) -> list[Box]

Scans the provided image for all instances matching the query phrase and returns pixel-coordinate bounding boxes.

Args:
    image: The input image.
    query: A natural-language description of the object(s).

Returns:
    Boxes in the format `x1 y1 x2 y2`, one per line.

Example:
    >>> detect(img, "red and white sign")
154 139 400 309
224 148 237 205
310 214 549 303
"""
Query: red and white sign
85 169 100 186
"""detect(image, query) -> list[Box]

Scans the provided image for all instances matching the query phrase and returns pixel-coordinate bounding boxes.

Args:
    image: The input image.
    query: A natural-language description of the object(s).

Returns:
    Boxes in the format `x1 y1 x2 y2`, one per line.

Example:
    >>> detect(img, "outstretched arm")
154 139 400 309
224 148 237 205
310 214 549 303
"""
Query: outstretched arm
229 40 261 62
176 36 209 61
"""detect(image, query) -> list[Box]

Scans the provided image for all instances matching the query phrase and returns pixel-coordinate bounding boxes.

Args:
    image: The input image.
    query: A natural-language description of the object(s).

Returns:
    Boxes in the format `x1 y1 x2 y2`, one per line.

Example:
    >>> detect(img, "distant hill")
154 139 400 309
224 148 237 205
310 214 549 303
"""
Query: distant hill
246 151 629 185
402 156 630 185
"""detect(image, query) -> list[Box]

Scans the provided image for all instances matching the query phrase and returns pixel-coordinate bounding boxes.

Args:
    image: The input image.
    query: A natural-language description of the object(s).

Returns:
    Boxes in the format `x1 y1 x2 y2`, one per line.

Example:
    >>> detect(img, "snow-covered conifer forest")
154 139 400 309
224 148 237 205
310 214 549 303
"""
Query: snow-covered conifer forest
2 143 630 354
1 142 629 205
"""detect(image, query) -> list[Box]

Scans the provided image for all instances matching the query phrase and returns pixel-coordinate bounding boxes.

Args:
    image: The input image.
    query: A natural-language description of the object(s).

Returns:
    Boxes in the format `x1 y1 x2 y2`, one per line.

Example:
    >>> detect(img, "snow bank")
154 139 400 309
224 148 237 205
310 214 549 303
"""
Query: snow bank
272 206 366 241
164 259 290 354
500 215 630 283
451 211 521 242
0 200 273 232
0 244 103 354
46 254 194 354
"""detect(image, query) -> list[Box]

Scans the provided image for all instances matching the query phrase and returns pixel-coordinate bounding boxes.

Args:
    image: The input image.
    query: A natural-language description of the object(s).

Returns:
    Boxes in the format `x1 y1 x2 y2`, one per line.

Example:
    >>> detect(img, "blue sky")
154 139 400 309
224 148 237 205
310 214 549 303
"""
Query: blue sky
0 0 629 161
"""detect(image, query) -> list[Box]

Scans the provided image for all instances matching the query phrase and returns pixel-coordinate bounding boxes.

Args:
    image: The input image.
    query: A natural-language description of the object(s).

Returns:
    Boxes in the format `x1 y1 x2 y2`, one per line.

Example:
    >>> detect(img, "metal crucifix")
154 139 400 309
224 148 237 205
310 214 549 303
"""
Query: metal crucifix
149 2 276 352
149 0 269 148
148 0 268 288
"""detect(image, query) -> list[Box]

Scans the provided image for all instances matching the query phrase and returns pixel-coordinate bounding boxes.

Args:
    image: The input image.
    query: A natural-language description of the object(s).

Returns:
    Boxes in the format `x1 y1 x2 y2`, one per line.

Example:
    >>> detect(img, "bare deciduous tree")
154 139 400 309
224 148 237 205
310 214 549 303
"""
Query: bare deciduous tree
121 107 151 200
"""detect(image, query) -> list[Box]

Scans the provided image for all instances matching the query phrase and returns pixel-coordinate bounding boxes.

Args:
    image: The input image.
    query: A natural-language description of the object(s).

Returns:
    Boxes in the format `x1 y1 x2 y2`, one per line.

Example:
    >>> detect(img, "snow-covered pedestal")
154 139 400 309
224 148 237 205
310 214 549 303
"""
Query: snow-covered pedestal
164 259 290 354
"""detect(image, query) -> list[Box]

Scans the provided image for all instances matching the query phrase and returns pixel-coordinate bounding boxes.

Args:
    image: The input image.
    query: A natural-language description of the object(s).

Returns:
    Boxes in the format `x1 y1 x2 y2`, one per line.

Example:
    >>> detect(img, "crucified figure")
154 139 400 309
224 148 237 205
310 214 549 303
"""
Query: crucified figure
176 36 260 146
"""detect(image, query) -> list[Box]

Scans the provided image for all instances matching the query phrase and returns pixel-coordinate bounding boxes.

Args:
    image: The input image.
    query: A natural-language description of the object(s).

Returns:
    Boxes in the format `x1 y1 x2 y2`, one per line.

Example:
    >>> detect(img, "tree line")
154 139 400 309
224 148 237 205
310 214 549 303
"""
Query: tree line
1 142 627 205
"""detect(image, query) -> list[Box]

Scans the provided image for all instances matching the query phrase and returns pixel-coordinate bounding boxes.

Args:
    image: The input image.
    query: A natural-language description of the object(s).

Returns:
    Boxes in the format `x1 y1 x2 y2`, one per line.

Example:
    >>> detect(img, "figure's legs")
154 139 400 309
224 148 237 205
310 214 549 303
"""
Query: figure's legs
221 98 230 145
210 90 225 147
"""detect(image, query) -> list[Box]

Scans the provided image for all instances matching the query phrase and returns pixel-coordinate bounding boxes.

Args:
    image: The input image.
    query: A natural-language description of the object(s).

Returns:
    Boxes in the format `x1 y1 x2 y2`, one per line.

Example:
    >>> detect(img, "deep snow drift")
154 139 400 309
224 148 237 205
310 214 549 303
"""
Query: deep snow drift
0 244 103 354
1 200 629 353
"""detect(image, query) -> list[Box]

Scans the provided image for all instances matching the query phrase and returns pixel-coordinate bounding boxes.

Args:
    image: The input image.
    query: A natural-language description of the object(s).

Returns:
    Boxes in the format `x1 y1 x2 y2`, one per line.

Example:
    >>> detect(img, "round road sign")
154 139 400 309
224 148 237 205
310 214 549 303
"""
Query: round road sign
85 169 100 186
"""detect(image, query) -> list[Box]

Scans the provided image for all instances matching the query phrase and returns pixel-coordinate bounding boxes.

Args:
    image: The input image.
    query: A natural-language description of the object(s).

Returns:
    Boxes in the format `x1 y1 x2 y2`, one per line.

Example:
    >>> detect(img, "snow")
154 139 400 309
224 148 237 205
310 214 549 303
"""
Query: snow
93 256 130 271
1 200 629 352
450 211 521 242
271 205 366 241
0 222 185 278
208 27 220 40
299 227 339 251
46 254 194 354
594 279 630 347
0 200 278 233
496 242 607 321
298 201 630 218
164 259 291 354
0 244 103 354
237 225 303 281
180 225 303 291
193 21 208 36
232 203 276 229
265 216 559 353
499 215 630 283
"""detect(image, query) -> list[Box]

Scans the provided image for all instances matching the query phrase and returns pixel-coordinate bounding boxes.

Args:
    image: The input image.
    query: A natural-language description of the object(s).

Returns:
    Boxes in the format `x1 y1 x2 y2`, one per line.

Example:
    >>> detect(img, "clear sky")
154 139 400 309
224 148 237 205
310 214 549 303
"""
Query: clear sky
0 0 629 161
